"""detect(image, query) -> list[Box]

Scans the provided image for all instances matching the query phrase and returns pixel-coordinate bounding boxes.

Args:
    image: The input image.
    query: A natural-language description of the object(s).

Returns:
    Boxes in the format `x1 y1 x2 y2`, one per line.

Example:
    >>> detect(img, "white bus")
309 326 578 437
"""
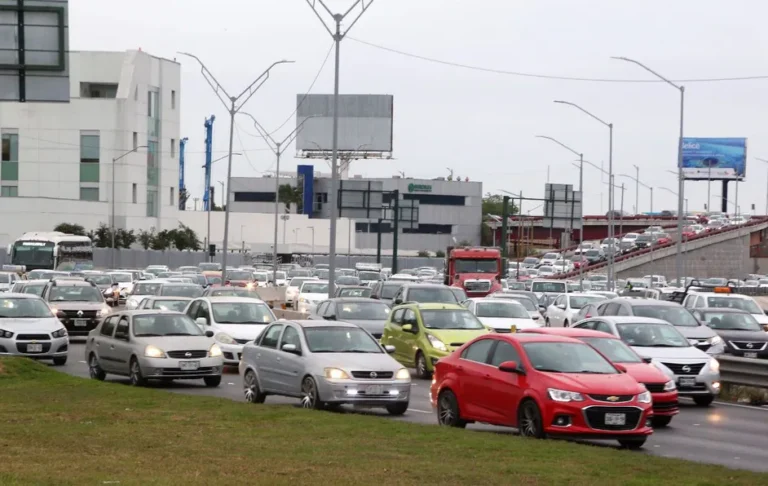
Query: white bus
9 232 94 272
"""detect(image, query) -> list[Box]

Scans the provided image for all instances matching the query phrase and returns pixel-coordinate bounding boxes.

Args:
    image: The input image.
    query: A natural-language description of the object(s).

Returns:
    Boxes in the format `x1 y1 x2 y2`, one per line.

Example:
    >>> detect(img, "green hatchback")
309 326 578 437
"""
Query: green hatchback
381 303 490 378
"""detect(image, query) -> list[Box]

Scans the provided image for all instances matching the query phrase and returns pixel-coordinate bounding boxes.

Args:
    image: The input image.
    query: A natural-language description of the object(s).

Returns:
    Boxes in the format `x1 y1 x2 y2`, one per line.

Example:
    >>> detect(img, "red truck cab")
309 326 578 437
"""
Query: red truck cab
445 246 503 298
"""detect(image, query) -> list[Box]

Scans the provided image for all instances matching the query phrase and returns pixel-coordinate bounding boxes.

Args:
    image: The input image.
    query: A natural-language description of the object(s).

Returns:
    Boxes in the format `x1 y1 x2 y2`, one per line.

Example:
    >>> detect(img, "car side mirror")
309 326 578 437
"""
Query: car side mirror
539 306 546 312
641 357 652 364
557 304 566 310
205 330 214 338
325 314 336 321
393 298 403 305
195 317 207 327
498 360 524 374
402 323 414 333
282 343 301 355
384 344 396 354
614 363 628 373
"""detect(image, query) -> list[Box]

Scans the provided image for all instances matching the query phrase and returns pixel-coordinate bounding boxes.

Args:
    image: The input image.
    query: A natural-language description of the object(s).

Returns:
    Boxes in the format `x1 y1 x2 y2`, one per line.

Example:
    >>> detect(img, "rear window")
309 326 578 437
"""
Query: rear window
531 281 566 293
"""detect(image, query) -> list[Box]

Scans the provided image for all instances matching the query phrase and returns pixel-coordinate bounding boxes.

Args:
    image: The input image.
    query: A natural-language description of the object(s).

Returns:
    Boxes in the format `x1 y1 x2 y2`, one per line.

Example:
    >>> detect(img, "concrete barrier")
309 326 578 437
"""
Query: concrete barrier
274 309 308 320
256 287 286 302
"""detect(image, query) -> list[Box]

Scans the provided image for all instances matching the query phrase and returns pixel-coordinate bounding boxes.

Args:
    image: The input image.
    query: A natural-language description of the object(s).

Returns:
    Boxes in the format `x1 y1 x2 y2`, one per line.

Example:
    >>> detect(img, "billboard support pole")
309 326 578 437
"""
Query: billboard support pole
376 218 382 264
501 196 509 274
392 190 400 274
721 181 729 214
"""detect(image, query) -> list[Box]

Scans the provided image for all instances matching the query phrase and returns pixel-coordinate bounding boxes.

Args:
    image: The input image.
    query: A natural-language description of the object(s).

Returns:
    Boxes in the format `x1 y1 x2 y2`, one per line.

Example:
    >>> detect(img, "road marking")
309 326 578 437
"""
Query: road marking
408 408 432 414
714 400 768 412
79 361 86 364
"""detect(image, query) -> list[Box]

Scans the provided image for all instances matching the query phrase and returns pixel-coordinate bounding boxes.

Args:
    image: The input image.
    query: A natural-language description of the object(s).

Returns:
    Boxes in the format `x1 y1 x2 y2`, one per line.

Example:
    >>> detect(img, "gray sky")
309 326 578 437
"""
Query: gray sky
70 0 768 216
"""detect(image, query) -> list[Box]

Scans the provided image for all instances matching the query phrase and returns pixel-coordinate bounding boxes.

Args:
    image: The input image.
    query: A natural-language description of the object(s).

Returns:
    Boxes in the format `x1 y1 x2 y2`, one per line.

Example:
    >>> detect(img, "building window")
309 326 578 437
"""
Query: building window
1 185 18 197
1 133 19 182
133 132 138 149
383 192 466 206
80 133 100 183
80 187 99 201
170 139 175 158
148 91 159 118
146 188 158 217
146 141 158 185
403 224 454 235
79 83 117 99
132 183 137 204
233 191 276 203
171 90 176 109
170 187 174 206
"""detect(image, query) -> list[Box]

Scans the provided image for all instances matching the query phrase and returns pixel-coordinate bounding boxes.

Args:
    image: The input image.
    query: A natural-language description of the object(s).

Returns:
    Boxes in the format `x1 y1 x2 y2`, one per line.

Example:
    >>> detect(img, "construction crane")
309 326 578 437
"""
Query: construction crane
178 137 189 210
203 115 215 211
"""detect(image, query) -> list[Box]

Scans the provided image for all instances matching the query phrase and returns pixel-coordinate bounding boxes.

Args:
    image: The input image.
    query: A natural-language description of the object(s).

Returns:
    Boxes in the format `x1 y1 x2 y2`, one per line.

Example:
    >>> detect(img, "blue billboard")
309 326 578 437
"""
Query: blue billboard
681 137 747 181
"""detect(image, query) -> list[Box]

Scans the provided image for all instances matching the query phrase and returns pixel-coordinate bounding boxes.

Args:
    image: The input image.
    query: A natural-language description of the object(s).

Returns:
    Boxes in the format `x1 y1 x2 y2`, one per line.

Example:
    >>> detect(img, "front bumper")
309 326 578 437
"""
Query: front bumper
650 391 679 417
218 343 245 365
317 377 410 406
725 346 768 359
137 356 224 379
672 371 720 396
426 348 452 370
0 336 69 359
541 401 654 440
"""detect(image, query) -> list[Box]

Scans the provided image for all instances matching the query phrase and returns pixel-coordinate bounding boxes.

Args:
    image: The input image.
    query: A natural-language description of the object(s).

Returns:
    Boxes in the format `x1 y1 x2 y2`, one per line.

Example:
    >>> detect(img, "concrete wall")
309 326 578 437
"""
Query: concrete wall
0 248 248 269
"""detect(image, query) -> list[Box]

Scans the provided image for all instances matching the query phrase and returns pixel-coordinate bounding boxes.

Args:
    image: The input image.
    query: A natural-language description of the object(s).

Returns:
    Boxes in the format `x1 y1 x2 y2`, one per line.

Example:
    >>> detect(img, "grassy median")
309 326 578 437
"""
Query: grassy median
0 358 765 486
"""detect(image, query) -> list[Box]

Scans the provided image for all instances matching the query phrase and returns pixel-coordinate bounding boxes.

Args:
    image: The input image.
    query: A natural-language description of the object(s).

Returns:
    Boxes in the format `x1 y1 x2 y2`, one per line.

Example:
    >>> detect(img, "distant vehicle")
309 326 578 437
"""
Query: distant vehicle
538 252 563 267
370 281 403 306
634 233 657 249
285 276 320 307
691 308 768 359
444 246 503 298
43 279 111 337
621 233 640 245
0 270 20 292
198 262 221 272
682 291 768 329
462 298 539 332
137 297 193 312
391 284 458 306
308 297 391 339
521 257 539 269
296 280 330 314
545 293 607 327
9 232 93 272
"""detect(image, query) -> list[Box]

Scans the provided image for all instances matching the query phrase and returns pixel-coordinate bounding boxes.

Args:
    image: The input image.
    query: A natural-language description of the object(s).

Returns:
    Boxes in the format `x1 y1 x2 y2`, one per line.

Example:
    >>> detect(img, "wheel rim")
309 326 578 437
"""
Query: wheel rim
438 394 454 425
130 362 140 384
88 356 99 378
520 403 539 437
244 371 257 402
417 355 426 376
301 378 316 408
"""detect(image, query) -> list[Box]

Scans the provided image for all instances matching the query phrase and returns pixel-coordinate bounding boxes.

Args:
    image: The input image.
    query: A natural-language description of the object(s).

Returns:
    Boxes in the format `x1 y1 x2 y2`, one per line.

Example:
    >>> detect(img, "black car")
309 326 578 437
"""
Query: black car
634 234 657 249
692 308 768 359
583 249 605 264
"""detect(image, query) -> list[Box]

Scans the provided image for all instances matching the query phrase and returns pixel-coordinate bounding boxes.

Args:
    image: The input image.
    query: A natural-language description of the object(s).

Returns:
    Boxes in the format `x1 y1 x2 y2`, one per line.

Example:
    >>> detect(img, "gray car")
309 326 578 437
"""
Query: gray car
0 293 69 365
85 310 223 387
239 320 411 414
137 296 193 312
308 298 391 339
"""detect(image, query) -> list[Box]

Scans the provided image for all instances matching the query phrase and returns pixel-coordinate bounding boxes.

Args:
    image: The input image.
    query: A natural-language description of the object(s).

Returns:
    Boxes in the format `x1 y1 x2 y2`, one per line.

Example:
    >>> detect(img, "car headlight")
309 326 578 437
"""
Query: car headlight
427 334 447 352
216 333 237 345
100 307 111 316
51 328 68 338
299 297 307 303
0 329 14 338
637 390 652 403
663 380 677 391
395 368 411 380
144 345 167 358
208 344 223 357
708 336 723 346
709 358 720 373
547 388 584 402
324 367 350 380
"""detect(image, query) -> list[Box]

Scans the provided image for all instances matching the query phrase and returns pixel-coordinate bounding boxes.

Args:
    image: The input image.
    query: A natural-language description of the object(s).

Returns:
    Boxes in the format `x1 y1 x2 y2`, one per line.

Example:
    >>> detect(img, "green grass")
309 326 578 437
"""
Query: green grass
0 358 765 486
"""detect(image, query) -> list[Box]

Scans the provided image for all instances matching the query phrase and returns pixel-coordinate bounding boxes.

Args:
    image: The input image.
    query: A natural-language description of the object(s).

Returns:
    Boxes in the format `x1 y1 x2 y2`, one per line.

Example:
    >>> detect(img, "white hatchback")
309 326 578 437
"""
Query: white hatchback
297 280 330 314
463 298 540 332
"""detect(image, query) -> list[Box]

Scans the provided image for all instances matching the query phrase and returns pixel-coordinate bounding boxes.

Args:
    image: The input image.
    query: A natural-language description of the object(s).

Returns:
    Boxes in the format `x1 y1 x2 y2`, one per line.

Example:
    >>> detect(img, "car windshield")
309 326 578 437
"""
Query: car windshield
0 274 11 283
542 253 559 260
253 273 268 282
531 281 566 293
49 286 102 302
454 259 498 273
538 266 554 273
494 295 536 311
288 270 312 278
358 271 380 281
507 282 526 290
702 278 727 286
381 283 402 299
579 337 642 363
87 275 113 285
617 323 690 347
289 278 313 287
420 309 485 330
21 284 46 297
160 285 203 298
338 287 372 298
336 276 361 286
27 270 58 280
209 288 260 298
585 250 601 256
134 283 162 295
305 327 382 353
212 302 274 324
569 295 605 309
625 234 638 240
450 288 467 301
475 302 529 319
207 276 223 285
0 297 54 318
110 273 132 283
699 312 762 331
337 302 391 320
523 257 539 264
632 305 699 327
133 314 203 337
408 287 458 304
274 272 287 280
226 271 252 281
301 282 329 294
150 299 190 311
523 342 618 374
198 263 220 272
706 296 763 314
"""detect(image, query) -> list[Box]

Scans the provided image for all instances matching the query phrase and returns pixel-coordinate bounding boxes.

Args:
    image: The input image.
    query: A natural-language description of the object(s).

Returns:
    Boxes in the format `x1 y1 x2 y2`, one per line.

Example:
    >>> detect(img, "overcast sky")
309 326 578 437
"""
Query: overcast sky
70 0 768 216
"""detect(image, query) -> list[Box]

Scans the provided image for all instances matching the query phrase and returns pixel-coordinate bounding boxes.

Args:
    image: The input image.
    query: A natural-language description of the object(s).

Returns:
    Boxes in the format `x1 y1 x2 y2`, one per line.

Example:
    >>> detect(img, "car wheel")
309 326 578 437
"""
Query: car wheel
88 354 106 381
243 370 266 404
52 356 67 366
652 416 672 428
129 358 147 387
204 375 221 387
436 390 466 428
300 376 324 410
618 438 647 450
518 399 545 439
386 402 409 416
693 395 714 407
415 352 431 379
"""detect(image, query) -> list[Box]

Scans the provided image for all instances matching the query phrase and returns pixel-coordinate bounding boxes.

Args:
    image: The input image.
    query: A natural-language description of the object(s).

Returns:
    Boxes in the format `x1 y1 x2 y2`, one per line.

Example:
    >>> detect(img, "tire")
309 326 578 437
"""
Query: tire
243 369 266 404
204 375 221 387
88 354 106 381
129 358 147 387
52 356 67 366
517 399 546 439
436 390 466 428
652 416 672 428
415 352 431 379
618 438 647 450
693 394 714 407
386 402 409 416
300 376 324 410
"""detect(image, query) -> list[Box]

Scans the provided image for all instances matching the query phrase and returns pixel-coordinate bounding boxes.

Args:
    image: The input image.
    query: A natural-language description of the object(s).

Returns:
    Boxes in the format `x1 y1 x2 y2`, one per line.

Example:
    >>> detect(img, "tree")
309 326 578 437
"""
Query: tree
482 193 518 217
87 224 112 248
54 223 86 236
116 229 137 249
151 230 172 251
138 230 154 250
417 250 430 257
435 250 445 258
169 223 201 251
278 184 302 214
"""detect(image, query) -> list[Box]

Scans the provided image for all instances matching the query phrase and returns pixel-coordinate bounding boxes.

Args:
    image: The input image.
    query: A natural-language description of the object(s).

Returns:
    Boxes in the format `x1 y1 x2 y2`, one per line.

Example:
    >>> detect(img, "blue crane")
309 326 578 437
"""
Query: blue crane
203 115 215 211
178 137 188 210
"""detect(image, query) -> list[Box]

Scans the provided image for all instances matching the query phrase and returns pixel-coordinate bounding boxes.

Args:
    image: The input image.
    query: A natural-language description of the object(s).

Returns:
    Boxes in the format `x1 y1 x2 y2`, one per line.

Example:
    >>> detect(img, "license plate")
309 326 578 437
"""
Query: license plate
179 361 200 371
744 352 758 359
679 377 696 387
27 343 43 353
366 385 383 395
604 413 626 426
74 319 88 327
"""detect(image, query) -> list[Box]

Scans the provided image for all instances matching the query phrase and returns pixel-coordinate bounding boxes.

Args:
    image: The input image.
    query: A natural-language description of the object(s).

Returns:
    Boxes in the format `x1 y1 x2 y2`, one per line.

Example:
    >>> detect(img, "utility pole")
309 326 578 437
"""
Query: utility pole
376 218 383 264
179 52 292 283
392 190 400 274
633 164 639 215
304 0 377 296
193 198 199 211
501 196 509 274
111 146 146 267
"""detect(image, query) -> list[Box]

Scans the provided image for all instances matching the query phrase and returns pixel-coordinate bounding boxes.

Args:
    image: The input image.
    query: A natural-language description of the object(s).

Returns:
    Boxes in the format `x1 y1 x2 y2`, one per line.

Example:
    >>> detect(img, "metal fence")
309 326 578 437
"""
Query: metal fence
311 255 445 270
719 356 768 390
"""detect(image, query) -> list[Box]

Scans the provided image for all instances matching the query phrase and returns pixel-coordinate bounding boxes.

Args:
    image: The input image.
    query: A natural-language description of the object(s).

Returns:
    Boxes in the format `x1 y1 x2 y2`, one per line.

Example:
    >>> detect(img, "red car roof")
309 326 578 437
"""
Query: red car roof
521 328 619 339
499 333 585 344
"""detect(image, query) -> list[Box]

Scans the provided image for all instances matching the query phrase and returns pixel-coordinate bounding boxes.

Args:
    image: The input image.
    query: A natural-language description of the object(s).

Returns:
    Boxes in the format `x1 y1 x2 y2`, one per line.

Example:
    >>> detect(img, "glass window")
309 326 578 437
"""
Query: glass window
531 281 566 293
616 322 690 347
1 185 18 197
146 187 158 217
461 338 494 363
338 287 372 298
171 90 176 109
151 299 189 312
493 295 536 311
101 316 118 337
49 286 103 302
170 187 174 206
304 327 382 353
301 282 329 294
475 301 528 319
80 187 99 201
632 305 699 327
390 308 405 326
616 304 631 316
148 91 159 118
705 296 763 314
259 324 283 349
280 326 302 351
171 139 176 158
0 297 54 318
132 314 202 337
1 133 19 162
569 295 604 309
523 342 618 374
593 321 613 334
115 318 129 338
574 320 596 330
420 309 485 330
698 311 762 331
490 340 521 367
403 308 417 326
454 259 498 273
337 301 391 320
80 134 100 163
211 302 274 324
381 283 402 299
406 287 457 304
580 337 642 363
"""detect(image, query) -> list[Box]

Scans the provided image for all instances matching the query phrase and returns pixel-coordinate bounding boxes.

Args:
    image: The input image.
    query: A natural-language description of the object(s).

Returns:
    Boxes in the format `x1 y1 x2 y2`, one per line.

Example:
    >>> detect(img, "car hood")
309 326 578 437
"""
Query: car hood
339 319 387 334
715 329 768 342
622 362 671 384
134 335 214 351
546 372 644 395
477 317 539 330
426 328 489 348
673 326 717 339
629 345 709 360
0 317 64 333
49 302 105 310
213 323 268 340
311 352 401 371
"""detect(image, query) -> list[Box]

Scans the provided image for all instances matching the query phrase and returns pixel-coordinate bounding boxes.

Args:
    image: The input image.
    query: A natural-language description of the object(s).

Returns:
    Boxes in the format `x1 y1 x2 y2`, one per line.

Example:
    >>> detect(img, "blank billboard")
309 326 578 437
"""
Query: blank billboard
681 137 747 181
296 94 393 152
0 0 69 102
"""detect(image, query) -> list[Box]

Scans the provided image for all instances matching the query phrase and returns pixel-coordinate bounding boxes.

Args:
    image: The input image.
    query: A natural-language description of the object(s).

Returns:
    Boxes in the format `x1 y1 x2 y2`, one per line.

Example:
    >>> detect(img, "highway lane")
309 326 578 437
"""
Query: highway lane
58 343 768 472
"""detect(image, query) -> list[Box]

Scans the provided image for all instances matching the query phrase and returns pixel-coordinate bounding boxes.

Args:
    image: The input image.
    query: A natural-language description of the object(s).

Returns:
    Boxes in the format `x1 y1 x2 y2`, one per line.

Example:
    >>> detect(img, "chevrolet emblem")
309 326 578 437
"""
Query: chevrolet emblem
510 325 517 334
606 396 620 402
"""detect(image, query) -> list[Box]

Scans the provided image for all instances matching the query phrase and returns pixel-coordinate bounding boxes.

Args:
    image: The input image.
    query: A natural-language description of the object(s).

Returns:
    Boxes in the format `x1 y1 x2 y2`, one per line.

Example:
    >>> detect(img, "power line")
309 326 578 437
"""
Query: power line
234 123 266 174
348 37 768 84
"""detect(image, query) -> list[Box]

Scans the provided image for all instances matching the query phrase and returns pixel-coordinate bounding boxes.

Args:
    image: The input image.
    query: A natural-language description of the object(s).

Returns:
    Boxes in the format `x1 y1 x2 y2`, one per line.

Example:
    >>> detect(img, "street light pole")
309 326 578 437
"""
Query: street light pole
179 51 292 281
632 164 640 214
755 158 768 215
205 153 241 258
612 56 685 287
618 173 652 215
111 145 146 267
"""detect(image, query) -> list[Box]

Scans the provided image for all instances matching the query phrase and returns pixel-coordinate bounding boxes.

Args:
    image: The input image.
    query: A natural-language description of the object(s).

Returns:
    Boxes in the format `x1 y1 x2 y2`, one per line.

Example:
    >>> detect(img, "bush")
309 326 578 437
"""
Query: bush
417 250 430 257
53 223 86 236
58 223 198 251
435 250 445 258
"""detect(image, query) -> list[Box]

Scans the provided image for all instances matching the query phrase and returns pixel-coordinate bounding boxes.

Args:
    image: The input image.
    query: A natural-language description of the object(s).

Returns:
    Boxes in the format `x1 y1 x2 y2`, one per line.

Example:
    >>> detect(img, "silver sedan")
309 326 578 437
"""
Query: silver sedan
239 320 411 414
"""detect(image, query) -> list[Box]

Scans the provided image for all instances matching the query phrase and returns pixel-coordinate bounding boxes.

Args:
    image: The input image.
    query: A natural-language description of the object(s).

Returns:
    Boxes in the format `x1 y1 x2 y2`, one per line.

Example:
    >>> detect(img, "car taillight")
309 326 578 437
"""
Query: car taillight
585 314 592 318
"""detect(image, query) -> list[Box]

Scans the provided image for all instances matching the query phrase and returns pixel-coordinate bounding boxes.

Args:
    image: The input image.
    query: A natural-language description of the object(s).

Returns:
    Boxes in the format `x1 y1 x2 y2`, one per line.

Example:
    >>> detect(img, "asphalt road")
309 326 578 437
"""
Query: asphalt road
57 342 768 473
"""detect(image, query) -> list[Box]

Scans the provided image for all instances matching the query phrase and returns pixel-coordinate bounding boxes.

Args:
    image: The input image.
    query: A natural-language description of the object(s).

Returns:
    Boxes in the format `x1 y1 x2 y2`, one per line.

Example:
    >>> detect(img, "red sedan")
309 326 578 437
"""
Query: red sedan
430 333 653 449
521 328 678 427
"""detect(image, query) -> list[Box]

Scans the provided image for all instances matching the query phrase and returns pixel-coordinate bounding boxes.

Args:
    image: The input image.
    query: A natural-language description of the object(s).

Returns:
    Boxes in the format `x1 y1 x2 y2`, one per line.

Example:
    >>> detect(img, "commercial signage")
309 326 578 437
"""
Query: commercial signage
59 245 92 253
408 183 432 193
681 138 747 181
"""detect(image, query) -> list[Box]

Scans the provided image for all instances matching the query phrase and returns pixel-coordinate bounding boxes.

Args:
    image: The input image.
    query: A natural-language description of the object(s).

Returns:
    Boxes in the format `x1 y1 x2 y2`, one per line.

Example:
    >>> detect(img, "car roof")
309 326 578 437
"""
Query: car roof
521 327 620 339
146 296 193 301
1 292 43 299
281 319 359 329
410 303 466 310
689 291 752 299
593 316 672 325
49 280 93 286
501 333 585 344
695 307 751 314
607 298 679 307
403 283 448 289
328 297 378 303
119 309 182 316
203 296 266 304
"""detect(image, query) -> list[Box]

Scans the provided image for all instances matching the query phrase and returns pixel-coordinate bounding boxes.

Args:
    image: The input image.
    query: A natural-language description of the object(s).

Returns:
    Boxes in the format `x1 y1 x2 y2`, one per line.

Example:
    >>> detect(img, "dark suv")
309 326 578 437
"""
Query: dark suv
42 280 110 337
391 284 459 305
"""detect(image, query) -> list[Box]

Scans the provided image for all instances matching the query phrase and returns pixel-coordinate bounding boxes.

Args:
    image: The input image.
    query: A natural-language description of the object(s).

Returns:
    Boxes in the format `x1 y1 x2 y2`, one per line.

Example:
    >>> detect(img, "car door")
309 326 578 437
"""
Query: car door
254 323 284 392
456 338 496 422
382 308 405 361
186 300 201 327
549 295 565 326
485 339 525 425
272 325 305 395
400 308 420 367
110 316 133 376
93 316 119 372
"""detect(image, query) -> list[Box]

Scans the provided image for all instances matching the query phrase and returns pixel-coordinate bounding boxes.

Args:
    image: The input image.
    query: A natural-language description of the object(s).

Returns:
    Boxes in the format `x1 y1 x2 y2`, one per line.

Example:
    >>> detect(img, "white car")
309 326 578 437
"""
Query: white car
185 296 277 366
537 266 556 277
545 293 607 327
600 238 620 251
643 275 668 288
552 261 573 274
622 233 640 245
463 298 540 332
285 276 319 307
270 271 288 287
125 280 169 309
0 293 69 365
683 291 768 328
297 280 330 314
0 271 20 292
388 274 421 283
253 272 271 288
538 252 562 267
